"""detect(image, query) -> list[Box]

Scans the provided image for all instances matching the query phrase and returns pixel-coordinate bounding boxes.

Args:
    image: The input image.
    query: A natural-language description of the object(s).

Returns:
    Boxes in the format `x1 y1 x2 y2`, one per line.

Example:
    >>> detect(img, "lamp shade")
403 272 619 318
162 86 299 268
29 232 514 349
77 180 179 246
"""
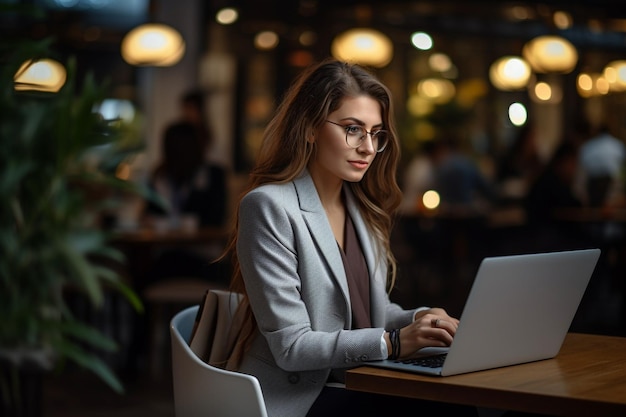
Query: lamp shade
121 23 185 66
489 56 531 91
331 28 393 68
522 35 578 73
14 59 66 92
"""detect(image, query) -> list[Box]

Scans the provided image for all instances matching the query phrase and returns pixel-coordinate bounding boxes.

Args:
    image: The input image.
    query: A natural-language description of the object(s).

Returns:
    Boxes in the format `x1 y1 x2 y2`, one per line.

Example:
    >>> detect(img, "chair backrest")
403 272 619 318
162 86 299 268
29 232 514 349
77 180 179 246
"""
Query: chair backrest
170 299 268 417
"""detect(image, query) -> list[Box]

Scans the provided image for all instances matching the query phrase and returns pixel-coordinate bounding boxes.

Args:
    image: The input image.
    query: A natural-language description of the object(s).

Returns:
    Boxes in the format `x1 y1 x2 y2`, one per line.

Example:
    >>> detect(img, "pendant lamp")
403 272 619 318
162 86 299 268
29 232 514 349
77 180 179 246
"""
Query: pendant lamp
522 35 578 74
331 28 393 68
14 59 67 92
121 23 185 67
489 56 532 91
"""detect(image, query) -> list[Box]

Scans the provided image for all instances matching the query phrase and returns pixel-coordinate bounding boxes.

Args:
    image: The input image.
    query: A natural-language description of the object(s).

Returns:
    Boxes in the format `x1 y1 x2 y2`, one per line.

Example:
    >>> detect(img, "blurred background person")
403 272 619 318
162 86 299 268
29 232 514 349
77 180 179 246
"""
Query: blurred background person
523 140 585 251
144 87 228 229
144 121 227 230
399 140 437 214
576 123 626 208
496 123 544 205
179 89 212 162
525 141 582 224
430 136 494 216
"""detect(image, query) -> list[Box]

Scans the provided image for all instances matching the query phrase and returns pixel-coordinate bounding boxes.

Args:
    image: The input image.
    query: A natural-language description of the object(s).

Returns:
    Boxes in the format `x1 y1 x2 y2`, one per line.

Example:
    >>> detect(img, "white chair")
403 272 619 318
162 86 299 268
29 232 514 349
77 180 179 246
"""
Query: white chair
170 297 268 417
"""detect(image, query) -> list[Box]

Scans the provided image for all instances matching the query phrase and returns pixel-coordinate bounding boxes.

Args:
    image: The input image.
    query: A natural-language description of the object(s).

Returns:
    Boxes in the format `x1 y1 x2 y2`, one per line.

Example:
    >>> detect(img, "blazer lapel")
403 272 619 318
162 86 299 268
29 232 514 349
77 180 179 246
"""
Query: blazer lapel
293 172 351 309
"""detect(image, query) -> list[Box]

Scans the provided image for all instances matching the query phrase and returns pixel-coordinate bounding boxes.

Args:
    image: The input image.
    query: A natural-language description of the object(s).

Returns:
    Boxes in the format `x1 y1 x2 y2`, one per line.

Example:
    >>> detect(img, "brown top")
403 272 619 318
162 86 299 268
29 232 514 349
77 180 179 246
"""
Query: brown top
338 214 371 329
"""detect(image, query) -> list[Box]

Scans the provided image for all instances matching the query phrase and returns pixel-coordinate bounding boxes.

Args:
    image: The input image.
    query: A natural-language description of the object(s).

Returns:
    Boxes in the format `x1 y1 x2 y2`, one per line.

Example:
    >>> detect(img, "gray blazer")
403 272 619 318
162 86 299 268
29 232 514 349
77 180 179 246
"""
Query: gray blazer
236 170 418 417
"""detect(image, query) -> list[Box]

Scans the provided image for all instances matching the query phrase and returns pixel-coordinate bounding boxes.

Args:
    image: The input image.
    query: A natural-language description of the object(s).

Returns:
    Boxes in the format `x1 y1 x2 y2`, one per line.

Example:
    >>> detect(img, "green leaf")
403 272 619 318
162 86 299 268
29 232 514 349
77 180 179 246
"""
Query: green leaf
54 340 124 394
58 321 118 352
98 273 144 314
66 230 106 255
90 245 126 264
58 240 103 307
0 161 34 194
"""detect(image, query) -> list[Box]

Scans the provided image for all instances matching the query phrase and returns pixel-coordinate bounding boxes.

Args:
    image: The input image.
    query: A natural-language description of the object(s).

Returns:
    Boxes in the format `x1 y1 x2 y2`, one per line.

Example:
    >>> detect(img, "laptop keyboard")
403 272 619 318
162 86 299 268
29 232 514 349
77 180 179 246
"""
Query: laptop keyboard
394 353 448 368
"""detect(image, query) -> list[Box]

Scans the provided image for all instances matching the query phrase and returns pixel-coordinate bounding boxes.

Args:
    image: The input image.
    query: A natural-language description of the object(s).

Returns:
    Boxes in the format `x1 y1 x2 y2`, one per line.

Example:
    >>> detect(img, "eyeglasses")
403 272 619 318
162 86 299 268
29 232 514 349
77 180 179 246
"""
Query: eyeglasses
325 120 389 153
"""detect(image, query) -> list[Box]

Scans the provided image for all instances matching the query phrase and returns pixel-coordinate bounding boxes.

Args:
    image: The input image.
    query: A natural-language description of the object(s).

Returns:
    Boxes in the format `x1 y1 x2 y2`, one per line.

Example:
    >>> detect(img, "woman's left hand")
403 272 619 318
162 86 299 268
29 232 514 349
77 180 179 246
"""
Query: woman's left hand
415 307 460 330
395 308 460 357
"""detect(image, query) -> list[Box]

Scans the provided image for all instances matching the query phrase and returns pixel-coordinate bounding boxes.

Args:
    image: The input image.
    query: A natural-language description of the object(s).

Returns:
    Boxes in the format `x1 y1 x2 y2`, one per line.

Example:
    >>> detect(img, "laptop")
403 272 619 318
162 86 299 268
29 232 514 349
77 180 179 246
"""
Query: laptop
371 248 601 376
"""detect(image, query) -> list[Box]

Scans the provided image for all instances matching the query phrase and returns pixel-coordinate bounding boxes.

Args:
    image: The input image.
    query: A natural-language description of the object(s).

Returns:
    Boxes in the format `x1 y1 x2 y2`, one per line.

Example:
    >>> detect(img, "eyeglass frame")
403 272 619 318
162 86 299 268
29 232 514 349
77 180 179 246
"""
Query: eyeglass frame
325 120 389 153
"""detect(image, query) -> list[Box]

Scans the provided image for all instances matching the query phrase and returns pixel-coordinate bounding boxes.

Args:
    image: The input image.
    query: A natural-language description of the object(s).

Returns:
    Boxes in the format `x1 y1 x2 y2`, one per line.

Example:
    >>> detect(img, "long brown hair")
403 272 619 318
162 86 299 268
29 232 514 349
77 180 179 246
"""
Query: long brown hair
224 58 403 367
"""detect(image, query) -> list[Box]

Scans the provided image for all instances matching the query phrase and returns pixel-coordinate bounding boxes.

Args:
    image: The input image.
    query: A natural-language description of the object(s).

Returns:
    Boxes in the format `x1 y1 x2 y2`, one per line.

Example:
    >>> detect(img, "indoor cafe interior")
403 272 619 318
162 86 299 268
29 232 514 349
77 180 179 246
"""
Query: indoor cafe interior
3 0 626 416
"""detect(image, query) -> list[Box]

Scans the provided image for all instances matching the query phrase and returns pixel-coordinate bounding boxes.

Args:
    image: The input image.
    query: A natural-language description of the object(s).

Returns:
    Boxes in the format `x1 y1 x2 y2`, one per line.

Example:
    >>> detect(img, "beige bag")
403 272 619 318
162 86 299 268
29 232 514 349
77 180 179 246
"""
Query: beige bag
189 289 245 368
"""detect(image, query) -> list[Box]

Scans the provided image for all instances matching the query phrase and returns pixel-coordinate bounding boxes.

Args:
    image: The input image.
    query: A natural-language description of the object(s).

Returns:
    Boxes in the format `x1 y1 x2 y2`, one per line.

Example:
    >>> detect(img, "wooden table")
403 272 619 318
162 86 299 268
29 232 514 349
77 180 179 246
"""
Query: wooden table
346 333 626 416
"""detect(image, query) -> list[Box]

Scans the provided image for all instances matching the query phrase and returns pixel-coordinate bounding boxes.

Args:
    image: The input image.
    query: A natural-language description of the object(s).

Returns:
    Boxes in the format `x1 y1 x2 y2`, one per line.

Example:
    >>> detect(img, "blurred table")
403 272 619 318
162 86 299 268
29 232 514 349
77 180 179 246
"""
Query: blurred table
551 207 626 223
346 333 626 416
112 226 229 246
111 226 230 288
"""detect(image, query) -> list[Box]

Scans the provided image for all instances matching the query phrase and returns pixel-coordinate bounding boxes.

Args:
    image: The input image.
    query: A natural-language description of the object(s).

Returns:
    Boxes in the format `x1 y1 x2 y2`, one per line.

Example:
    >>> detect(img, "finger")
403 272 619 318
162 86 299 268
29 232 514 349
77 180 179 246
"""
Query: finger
430 318 457 339
431 317 455 331
445 318 459 331
423 338 450 348
429 328 454 346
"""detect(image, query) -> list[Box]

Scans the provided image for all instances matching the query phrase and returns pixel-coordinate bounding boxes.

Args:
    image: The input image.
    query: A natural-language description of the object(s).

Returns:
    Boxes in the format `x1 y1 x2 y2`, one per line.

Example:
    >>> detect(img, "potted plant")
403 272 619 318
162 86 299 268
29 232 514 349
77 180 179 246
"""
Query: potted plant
0 35 149 416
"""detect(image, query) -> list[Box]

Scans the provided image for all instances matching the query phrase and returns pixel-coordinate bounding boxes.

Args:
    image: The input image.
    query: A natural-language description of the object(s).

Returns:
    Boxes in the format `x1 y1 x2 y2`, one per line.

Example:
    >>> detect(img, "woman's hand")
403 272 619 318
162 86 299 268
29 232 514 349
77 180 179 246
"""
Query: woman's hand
398 308 459 358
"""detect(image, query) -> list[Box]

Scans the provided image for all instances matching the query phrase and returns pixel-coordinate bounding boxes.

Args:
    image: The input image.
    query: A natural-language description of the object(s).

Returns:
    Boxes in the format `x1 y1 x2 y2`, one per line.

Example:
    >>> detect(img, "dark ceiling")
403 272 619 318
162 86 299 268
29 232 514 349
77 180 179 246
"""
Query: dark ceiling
227 0 626 26
225 0 626 52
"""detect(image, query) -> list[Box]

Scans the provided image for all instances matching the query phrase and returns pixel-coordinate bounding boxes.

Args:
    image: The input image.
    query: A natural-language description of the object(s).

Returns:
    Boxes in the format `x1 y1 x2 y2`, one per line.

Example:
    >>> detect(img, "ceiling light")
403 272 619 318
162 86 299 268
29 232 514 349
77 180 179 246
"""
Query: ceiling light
14 59 67 92
254 31 279 50
121 23 185 67
331 28 393 68
410 31 433 50
489 56 532 91
216 8 238 25
578 72 611 97
429 53 452 73
522 35 578 73
603 60 626 92
417 78 456 104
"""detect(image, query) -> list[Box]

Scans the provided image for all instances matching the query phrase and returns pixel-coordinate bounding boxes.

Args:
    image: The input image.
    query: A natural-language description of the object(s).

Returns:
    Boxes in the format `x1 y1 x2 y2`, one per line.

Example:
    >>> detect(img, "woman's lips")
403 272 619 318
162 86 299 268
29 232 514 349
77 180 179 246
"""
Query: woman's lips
349 160 369 169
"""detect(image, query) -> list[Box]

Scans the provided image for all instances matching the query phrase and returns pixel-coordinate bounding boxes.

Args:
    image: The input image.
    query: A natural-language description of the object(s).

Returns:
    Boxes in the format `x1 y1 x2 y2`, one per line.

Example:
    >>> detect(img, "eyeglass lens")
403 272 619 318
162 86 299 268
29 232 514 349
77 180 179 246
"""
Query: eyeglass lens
346 125 388 152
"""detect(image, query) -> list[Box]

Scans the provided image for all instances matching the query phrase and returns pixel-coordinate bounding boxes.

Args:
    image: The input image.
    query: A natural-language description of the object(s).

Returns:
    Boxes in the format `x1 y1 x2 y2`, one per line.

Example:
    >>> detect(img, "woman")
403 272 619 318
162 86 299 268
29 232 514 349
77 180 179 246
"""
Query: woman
224 59 471 417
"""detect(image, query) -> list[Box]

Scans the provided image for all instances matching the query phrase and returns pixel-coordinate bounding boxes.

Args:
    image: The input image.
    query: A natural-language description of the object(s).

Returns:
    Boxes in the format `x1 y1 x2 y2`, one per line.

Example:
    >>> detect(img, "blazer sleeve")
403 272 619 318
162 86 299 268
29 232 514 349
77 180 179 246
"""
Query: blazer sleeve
237 185 393 372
